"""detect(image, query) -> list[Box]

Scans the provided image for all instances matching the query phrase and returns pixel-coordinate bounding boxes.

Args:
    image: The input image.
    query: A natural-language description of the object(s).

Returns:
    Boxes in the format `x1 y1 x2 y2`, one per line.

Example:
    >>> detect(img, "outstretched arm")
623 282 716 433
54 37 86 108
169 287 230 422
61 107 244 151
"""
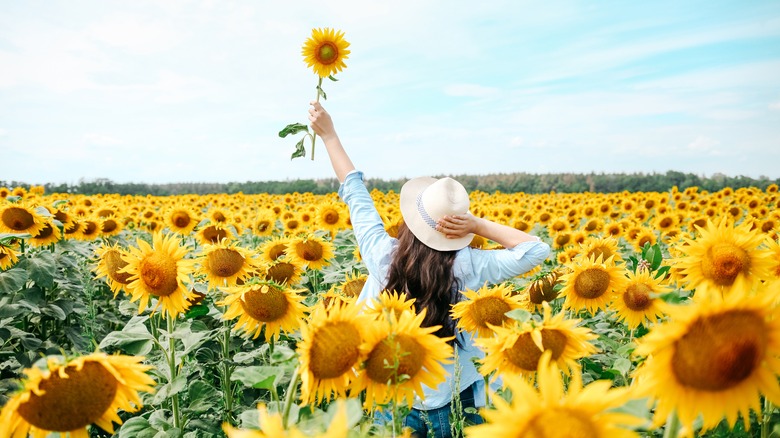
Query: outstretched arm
309 101 355 182
437 213 540 249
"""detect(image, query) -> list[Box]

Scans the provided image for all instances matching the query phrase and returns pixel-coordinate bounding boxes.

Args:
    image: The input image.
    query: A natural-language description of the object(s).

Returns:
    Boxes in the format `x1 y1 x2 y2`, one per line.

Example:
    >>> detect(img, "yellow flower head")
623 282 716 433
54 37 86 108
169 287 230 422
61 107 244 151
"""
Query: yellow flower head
302 27 350 78
451 283 527 338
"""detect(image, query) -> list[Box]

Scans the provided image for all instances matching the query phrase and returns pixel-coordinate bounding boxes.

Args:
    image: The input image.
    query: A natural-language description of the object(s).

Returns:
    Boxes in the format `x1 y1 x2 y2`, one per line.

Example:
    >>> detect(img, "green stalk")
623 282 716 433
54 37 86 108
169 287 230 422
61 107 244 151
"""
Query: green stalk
310 77 324 161
282 367 301 428
222 319 234 422
762 397 774 438
662 411 680 438
167 316 182 430
484 374 490 409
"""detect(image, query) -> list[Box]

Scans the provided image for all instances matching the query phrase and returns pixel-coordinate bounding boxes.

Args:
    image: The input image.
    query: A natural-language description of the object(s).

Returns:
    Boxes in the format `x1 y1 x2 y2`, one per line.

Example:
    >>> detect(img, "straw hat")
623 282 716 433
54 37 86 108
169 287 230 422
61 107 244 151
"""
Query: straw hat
399 176 474 251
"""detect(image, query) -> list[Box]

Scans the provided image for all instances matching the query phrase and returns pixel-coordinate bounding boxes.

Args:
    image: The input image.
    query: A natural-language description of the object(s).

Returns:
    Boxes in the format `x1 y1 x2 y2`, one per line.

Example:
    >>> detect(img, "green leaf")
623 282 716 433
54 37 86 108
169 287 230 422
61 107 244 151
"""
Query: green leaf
186 380 219 414
22 251 57 289
153 374 188 405
649 244 663 270
41 303 67 320
239 408 261 429
99 316 154 355
184 303 209 319
317 85 327 100
173 322 210 357
117 416 159 438
231 365 288 390
278 123 309 138
505 309 531 323
0 268 28 295
612 357 632 376
291 137 307 160
328 75 339 82
654 265 671 280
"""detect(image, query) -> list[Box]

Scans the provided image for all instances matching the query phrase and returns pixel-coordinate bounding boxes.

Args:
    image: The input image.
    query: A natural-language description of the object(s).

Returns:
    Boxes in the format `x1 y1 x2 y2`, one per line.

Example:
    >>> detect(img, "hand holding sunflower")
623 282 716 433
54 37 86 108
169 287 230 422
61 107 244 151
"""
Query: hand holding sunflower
279 27 350 161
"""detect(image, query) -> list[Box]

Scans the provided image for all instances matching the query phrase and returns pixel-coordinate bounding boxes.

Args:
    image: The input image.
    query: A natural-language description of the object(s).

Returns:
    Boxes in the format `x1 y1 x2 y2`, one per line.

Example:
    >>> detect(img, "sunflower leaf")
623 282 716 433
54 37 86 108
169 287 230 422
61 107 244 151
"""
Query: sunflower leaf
505 309 531 323
317 85 327 100
117 417 158 438
279 123 309 138
328 75 339 82
291 137 307 160
0 267 27 295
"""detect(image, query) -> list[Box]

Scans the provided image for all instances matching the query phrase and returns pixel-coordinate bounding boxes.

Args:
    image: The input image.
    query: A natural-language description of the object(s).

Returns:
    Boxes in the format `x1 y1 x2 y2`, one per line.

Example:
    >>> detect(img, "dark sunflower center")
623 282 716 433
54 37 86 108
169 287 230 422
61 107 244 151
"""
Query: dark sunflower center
139 253 180 296
529 275 559 305
623 283 653 311
54 211 70 223
266 262 296 284
702 243 751 286
101 219 118 233
296 241 323 262
343 278 366 297
555 234 571 247
241 285 289 322
105 250 132 284
471 296 511 328
256 220 271 232
366 334 425 384
268 244 287 261
207 248 245 278
202 226 228 244
308 321 361 379
574 268 611 299
34 223 55 239
671 310 766 391
659 217 673 228
82 221 99 236
317 42 338 64
504 329 568 371
323 210 340 225
523 408 599 438
17 361 118 432
64 221 81 235
212 212 227 222
2 207 34 231
586 246 613 262
172 212 191 228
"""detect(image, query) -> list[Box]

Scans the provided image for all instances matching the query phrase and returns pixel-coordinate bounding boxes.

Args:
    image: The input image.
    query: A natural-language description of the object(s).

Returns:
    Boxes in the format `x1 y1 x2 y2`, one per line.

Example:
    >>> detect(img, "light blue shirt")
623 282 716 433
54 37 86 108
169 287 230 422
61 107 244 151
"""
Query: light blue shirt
338 170 551 410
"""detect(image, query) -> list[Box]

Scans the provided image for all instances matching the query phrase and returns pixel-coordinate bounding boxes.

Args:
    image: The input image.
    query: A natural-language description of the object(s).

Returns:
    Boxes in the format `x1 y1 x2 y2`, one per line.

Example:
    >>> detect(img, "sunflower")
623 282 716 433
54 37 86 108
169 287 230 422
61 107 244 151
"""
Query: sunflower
302 27 350 78
578 236 623 264
98 215 123 237
297 301 368 404
0 203 47 236
165 206 199 235
354 309 452 409
0 352 155 438
336 271 368 299
0 243 20 270
465 352 642 438
196 223 235 246
94 243 133 297
451 283 528 338
609 269 671 329
316 202 345 237
259 236 290 264
263 256 305 285
526 269 565 307
363 290 417 321
287 233 335 271
251 211 277 237
27 219 62 248
632 282 780 435
475 302 597 378
630 227 658 252
219 281 307 342
196 240 259 289
77 217 101 241
121 233 197 319
675 218 773 299
559 255 627 315
765 236 780 285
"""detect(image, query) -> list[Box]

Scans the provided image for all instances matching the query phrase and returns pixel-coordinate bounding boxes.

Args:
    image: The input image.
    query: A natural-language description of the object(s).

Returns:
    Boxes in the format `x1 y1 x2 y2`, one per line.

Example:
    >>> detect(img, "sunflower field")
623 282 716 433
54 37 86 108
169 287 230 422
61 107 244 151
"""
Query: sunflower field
0 183 779 438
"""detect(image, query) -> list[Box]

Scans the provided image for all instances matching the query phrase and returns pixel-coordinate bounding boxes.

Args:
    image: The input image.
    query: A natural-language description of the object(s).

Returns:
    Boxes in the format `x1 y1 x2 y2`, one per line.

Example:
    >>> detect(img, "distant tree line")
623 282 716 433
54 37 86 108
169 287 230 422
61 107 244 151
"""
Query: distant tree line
3 171 778 196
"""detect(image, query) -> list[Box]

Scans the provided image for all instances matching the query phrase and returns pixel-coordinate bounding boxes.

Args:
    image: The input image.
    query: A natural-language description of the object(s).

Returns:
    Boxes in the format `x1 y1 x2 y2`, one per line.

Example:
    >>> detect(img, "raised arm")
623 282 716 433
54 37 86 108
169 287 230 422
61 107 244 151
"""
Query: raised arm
309 101 355 182
436 213 539 249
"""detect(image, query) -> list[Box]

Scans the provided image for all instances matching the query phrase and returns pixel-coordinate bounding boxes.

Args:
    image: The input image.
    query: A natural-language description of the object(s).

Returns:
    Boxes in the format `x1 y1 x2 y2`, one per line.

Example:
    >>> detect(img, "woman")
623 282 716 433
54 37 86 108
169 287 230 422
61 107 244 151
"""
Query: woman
309 101 550 438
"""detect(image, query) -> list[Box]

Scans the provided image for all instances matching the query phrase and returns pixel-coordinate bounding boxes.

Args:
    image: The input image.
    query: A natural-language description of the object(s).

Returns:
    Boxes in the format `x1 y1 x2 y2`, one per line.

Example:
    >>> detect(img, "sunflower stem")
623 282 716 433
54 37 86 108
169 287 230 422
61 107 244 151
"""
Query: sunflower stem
662 411 680 438
484 374 490 409
762 397 774 438
282 366 300 428
222 318 235 423
167 316 182 430
310 77 323 161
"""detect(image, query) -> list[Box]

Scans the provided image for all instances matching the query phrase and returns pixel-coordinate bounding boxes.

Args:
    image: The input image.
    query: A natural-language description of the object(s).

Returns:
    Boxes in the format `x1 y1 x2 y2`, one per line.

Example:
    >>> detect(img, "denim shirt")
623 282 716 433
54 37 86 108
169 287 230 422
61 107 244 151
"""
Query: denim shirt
338 170 551 410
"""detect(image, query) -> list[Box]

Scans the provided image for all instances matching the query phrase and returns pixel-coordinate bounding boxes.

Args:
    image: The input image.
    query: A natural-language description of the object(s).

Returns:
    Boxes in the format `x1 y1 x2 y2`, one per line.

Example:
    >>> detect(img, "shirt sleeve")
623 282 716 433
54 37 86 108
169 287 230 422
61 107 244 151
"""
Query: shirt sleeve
467 240 551 285
338 171 394 277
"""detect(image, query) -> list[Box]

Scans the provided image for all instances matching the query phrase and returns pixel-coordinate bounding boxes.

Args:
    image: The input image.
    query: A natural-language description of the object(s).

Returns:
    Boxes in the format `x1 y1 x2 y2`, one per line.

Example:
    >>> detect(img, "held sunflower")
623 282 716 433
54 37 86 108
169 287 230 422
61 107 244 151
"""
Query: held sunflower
302 27 351 78
0 352 155 438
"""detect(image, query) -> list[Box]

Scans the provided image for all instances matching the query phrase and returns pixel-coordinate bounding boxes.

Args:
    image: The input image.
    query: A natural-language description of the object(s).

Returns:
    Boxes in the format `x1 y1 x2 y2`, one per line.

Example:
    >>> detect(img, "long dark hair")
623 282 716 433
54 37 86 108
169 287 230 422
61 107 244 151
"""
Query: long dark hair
384 222 461 346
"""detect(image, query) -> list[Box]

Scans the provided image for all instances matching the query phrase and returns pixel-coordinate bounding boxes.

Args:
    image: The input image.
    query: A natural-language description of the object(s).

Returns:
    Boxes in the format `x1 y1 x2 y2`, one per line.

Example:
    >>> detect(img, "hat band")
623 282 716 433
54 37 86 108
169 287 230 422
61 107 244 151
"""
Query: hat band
416 192 438 230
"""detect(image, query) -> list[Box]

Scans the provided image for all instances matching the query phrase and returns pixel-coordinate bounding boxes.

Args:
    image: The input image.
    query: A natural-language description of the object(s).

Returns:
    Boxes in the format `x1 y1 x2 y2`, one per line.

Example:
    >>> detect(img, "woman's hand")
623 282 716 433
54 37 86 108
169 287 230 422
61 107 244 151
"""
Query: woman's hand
436 213 481 239
309 101 336 140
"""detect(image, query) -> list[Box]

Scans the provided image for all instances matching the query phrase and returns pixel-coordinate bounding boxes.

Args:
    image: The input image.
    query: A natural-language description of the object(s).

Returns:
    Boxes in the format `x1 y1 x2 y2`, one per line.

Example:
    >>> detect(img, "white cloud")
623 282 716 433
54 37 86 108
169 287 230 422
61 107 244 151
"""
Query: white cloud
687 136 721 154
770 100 780 111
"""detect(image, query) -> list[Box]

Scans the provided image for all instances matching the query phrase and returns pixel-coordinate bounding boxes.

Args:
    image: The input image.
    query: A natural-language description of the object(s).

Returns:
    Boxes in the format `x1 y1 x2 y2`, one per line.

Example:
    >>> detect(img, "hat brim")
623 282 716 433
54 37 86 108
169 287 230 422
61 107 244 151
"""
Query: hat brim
399 176 474 252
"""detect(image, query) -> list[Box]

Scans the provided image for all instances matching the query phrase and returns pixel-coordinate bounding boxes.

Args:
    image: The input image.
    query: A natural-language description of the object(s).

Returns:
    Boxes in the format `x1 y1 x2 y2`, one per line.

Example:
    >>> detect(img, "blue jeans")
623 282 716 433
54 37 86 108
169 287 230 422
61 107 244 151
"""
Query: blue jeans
403 382 484 438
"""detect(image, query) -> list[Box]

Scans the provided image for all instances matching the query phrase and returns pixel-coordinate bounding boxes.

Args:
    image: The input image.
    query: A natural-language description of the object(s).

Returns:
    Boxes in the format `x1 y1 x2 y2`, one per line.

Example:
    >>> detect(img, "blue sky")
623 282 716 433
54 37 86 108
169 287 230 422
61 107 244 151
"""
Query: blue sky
1 0 779 185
